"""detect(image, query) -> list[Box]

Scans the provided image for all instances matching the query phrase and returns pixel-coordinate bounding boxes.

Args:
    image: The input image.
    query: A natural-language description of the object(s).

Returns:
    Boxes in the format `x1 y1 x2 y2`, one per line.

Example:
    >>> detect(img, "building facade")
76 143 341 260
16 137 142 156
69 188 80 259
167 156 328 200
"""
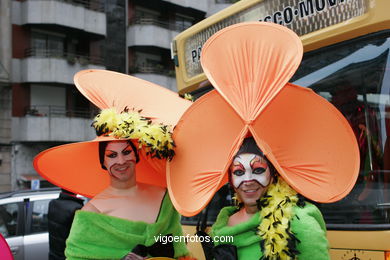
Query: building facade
9 0 107 190
1 0 233 192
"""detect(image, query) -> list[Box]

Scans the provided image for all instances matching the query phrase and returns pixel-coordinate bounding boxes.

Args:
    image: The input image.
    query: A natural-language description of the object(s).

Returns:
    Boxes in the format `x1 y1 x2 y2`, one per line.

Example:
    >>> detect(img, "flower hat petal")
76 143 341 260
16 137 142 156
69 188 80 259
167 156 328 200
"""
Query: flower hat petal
251 84 360 202
74 69 191 125
200 22 302 122
167 91 246 216
34 136 166 198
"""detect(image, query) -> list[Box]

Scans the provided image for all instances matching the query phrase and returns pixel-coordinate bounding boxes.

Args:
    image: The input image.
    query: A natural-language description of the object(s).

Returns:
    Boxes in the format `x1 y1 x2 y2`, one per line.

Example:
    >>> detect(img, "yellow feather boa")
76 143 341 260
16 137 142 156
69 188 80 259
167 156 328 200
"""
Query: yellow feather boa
92 108 175 160
258 177 300 260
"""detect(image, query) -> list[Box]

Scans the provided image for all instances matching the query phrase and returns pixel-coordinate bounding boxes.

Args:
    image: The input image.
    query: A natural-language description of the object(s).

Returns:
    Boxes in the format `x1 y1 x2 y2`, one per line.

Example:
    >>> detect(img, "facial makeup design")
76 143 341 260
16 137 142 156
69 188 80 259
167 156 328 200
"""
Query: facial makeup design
231 153 271 188
104 141 136 179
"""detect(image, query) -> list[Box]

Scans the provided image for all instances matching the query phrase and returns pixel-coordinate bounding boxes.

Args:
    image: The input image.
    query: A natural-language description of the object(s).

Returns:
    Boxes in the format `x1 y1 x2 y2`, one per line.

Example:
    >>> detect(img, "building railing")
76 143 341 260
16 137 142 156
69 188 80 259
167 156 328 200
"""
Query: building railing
129 17 192 32
25 105 98 119
24 48 105 66
129 64 175 77
22 0 105 12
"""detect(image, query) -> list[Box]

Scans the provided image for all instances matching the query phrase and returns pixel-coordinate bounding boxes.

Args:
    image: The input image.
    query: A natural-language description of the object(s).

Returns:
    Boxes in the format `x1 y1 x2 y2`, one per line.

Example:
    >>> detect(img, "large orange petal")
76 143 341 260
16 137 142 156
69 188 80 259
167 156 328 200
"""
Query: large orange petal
200 22 302 122
167 91 246 216
252 84 360 203
74 70 191 126
34 136 165 198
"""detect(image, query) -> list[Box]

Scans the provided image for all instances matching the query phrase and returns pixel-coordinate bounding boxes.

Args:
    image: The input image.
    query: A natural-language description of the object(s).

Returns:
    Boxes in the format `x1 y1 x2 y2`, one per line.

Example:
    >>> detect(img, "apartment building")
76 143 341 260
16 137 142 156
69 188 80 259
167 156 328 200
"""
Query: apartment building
0 0 234 192
8 0 107 191
0 1 13 192
127 0 207 91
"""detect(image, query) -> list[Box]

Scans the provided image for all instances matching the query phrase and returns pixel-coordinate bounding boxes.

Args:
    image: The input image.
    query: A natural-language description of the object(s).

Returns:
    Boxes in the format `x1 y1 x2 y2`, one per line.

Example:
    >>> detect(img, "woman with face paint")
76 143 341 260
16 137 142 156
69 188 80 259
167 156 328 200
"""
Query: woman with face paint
209 137 329 259
34 70 194 260
167 23 359 260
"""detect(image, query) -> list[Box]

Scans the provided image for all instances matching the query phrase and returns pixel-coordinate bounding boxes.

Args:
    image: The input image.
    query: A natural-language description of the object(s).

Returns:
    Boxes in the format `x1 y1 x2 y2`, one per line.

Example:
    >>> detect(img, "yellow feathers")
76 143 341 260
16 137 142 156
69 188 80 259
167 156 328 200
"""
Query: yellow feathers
258 178 299 260
92 108 175 160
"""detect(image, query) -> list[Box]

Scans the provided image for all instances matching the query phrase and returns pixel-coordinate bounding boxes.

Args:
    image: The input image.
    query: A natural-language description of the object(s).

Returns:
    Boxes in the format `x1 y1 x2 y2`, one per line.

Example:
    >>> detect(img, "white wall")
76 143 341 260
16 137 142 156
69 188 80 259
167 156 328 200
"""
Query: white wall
12 57 105 84
12 117 96 142
132 73 177 91
127 25 178 49
12 0 106 36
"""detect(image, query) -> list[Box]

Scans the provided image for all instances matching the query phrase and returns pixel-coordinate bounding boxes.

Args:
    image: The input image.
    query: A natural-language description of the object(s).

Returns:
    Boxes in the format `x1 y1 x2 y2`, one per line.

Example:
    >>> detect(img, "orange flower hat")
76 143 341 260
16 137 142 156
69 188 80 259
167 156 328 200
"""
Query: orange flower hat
34 70 191 198
167 22 360 217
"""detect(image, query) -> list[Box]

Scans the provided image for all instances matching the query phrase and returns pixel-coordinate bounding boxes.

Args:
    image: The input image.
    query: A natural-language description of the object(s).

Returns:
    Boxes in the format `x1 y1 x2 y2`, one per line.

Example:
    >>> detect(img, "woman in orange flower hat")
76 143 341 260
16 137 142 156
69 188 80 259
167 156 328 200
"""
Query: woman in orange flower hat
34 70 195 260
167 22 360 259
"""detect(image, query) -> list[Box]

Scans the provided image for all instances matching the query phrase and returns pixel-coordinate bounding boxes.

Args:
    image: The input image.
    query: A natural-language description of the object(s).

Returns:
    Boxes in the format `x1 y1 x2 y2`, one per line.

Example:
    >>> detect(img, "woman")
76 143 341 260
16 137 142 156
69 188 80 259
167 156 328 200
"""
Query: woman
34 70 193 259
210 138 329 259
167 22 359 259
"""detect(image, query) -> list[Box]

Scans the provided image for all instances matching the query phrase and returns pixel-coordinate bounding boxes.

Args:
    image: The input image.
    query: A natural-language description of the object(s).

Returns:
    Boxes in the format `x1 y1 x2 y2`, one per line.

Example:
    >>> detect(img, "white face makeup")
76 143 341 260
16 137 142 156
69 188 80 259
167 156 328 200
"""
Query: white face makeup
231 153 271 189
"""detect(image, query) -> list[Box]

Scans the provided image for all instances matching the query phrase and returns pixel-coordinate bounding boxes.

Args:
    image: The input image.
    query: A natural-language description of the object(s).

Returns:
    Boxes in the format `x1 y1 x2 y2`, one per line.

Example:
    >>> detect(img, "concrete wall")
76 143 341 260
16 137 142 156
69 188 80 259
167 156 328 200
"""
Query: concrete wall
12 116 96 142
11 143 58 187
12 57 105 84
132 73 176 91
0 0 13 193
0 146 12 192
12 0 106 36
127 24 179 49
166 0 208 13
0 0 12 83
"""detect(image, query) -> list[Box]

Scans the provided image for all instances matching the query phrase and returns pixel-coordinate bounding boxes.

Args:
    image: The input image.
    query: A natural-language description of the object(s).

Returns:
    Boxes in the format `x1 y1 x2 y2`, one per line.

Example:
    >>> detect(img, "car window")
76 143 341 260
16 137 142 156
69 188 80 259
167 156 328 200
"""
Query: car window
31 199 50 234
0 203 19 238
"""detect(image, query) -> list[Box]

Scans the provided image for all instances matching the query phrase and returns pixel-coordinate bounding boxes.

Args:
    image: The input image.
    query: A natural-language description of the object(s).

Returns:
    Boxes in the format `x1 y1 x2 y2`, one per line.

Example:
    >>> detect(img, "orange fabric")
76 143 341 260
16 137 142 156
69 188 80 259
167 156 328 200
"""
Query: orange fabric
167 22 359 216
34 136 166 198
34 70 191 198
74 70 191 126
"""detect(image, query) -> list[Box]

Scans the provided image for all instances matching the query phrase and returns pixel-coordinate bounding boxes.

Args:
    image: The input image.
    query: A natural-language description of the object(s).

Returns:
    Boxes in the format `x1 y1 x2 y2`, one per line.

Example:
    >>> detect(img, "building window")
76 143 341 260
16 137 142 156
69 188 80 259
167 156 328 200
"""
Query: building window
175 14 193 31
30 31 65 58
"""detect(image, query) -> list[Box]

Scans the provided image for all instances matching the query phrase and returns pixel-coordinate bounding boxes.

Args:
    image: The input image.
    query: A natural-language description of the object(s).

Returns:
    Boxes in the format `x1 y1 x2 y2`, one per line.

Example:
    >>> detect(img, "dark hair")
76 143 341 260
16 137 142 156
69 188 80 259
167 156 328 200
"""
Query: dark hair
98 140 140 170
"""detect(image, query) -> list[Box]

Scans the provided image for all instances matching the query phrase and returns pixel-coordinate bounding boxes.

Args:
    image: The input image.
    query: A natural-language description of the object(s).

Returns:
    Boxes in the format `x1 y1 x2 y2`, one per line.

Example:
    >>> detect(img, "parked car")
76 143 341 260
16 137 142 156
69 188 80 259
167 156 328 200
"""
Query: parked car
0 188 86 260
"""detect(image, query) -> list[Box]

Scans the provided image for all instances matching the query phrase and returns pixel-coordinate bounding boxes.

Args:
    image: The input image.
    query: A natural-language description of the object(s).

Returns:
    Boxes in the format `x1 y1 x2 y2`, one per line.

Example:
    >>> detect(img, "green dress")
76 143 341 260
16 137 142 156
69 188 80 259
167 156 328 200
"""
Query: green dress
211 203 330 259
65 192 188 259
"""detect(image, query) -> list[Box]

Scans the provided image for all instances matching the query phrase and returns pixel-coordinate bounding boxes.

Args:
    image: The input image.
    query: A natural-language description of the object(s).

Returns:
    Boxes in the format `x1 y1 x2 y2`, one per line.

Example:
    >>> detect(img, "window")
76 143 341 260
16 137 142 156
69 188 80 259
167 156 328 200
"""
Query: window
292 31 390 228
175 14 193 31
0 203 19 238
31 200 50 234
31 31 65 57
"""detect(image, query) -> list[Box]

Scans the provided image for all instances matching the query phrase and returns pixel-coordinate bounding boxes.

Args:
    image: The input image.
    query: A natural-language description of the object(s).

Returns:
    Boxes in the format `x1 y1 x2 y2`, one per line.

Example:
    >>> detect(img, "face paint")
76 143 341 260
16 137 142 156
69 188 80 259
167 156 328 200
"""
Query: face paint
104 141 136 181
231 153 271 188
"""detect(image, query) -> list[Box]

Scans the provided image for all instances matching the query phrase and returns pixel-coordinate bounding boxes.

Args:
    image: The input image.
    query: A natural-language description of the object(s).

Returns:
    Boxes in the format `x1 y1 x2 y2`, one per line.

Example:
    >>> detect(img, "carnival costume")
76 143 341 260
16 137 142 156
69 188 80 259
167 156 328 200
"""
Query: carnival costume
34 70 192 259
167 22 360 259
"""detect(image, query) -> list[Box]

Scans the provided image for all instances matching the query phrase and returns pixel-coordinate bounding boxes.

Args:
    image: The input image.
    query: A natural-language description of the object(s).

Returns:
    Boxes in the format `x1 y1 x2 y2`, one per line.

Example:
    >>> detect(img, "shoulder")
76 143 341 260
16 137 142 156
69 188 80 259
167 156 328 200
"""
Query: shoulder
81 200 100 213
212 206 237 231
140 183 166 197
294 203 326 227
292 202 327 235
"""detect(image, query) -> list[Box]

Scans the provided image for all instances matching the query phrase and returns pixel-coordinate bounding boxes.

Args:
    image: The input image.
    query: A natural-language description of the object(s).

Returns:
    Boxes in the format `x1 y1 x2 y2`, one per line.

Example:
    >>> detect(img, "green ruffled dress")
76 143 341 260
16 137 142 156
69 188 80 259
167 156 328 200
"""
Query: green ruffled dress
211 203 330 259
65 192 188 259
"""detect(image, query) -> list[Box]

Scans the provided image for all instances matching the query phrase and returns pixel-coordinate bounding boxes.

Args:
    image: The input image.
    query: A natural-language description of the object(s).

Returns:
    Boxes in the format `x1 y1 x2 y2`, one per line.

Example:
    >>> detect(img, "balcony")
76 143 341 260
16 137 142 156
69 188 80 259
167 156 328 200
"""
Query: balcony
208 0 238 16
12 105 97 142
129 65 176 91
13 0 106 36
127 18 183 49
12 48 105 84
164 0 207 13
